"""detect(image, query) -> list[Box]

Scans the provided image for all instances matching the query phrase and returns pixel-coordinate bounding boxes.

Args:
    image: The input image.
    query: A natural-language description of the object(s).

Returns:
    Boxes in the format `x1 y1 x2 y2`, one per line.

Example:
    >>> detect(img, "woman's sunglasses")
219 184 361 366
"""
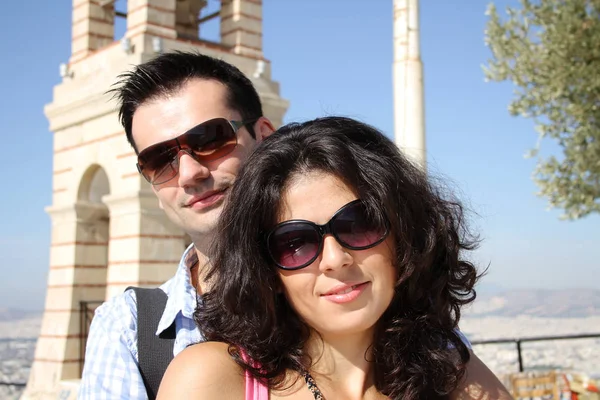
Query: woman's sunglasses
136 118 252 185
265 200 389 270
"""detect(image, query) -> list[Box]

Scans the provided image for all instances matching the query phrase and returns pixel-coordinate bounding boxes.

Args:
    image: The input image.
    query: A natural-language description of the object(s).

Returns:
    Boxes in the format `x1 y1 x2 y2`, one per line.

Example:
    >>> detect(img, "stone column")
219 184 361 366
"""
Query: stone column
220 0 263 58
21 201 109 399
127 0 177 39
71 0 115 63
393 0 426 169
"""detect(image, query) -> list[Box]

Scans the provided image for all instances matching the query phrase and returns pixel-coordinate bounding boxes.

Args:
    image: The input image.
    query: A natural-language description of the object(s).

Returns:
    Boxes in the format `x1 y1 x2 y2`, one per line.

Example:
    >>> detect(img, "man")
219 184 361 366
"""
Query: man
78 50 275 399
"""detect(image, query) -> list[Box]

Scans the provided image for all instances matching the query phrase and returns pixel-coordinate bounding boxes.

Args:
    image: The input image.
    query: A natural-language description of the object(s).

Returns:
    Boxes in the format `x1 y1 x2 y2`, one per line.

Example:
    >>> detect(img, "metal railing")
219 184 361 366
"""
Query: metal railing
0 381 27 387
2 323 598 388
79 300 104 375
0 381 26 387
471 333 600 372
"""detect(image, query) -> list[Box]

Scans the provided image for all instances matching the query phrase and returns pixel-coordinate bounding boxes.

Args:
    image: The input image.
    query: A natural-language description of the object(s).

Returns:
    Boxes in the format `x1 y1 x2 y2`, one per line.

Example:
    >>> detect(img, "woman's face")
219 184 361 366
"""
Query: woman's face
275 172 397 338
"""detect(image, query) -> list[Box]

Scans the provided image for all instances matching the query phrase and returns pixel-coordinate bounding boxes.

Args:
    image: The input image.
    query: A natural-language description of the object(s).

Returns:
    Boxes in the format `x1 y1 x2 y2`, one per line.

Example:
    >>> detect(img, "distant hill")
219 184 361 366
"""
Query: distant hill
0 308 42 322
2 289 599 321
464 288 600 318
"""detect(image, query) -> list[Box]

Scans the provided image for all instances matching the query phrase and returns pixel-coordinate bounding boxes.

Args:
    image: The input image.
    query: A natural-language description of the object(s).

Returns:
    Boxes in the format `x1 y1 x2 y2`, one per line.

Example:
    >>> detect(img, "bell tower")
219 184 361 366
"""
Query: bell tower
21 1 288 398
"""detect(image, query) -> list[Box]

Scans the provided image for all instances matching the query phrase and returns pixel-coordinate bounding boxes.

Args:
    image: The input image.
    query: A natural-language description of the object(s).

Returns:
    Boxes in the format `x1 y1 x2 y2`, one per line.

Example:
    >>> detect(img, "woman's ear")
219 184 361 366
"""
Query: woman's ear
274 280 284 294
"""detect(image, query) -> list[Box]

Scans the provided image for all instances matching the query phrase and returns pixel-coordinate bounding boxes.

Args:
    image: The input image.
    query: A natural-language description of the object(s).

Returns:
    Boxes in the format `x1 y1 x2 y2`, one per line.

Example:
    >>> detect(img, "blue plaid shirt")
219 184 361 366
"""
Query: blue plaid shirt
78 244 202 400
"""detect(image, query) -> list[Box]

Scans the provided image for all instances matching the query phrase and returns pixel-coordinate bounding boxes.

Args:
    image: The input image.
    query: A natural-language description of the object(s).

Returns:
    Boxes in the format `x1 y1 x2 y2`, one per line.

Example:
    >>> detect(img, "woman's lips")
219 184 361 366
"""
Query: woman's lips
320 282 370 304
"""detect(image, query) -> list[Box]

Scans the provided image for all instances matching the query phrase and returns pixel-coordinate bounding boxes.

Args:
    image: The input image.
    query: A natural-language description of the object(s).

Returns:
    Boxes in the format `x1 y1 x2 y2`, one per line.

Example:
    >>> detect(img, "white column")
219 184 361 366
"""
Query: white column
393 0 426 170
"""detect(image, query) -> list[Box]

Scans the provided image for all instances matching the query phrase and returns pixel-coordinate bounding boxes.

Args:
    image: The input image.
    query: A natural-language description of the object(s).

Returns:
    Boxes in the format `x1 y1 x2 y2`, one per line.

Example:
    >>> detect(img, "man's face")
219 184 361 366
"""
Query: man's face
131 78 273 242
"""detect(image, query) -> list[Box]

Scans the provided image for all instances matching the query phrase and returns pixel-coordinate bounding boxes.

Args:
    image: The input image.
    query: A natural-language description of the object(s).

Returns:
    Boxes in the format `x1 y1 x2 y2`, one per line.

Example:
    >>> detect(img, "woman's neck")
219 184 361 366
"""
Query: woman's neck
303 329 381 399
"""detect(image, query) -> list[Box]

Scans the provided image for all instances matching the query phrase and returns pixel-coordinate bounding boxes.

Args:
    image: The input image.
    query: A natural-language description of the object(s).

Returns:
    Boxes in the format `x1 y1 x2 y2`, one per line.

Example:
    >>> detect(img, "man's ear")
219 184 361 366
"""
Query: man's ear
254 116 276 142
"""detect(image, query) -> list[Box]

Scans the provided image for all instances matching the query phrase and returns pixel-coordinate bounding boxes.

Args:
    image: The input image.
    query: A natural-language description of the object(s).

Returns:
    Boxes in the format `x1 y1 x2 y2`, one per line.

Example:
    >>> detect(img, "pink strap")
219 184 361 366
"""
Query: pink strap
244 369 269 400
241 350 269 400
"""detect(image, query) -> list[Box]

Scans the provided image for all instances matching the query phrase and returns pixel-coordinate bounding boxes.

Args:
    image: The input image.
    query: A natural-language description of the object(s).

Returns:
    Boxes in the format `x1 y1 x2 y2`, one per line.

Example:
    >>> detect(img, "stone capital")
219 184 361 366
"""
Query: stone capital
46 201 109 224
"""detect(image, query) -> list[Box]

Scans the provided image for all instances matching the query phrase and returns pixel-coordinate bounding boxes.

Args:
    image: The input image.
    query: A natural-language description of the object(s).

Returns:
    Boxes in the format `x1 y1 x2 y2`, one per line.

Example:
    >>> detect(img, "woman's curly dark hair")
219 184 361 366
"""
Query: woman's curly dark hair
195 116 483 399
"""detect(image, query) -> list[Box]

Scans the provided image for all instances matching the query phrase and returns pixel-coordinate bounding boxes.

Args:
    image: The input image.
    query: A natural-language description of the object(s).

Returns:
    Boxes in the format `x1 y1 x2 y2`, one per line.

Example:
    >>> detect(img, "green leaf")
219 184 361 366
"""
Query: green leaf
483 0 600 220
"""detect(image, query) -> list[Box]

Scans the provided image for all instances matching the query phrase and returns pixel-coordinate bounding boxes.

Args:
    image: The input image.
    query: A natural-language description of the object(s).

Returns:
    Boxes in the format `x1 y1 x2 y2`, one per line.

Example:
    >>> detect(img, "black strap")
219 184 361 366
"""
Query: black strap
129 287 176 400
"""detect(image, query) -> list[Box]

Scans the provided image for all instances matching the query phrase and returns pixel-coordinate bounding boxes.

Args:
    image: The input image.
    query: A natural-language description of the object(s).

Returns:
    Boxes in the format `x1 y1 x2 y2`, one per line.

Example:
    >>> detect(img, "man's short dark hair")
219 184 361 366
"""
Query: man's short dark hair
110 50 264 152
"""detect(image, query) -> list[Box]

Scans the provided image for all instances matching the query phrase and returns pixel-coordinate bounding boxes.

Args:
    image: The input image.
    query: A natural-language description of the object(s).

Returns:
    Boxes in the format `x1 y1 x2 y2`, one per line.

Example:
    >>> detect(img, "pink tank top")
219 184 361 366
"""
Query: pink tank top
241 350 269 400
244 369 269 400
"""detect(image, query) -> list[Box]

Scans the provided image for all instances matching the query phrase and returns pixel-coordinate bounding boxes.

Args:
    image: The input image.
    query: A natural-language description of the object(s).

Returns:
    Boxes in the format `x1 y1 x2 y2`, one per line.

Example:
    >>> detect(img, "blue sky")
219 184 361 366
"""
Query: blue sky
0 0 597 310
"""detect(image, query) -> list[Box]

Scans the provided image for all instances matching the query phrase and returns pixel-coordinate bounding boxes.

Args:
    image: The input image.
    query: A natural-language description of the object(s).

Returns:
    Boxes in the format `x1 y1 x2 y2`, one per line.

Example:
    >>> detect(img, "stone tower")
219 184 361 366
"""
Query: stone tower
21 1 288 398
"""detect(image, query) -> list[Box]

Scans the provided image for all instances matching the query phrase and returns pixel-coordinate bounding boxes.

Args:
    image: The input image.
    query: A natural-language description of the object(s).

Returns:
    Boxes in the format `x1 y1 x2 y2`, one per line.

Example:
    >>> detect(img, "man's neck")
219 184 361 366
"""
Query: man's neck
190 234 214 294
188 242 211 294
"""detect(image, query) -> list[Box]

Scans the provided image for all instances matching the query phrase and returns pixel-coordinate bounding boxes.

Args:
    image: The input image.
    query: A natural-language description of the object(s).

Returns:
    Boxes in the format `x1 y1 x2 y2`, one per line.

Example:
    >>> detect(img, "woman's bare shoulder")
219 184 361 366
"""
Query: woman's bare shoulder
450 351 514 400
157 341 245 400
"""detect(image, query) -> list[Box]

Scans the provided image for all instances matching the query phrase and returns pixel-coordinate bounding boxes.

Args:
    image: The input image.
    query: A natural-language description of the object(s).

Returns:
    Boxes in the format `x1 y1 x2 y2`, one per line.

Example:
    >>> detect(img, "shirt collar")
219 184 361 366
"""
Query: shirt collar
156 243 199 335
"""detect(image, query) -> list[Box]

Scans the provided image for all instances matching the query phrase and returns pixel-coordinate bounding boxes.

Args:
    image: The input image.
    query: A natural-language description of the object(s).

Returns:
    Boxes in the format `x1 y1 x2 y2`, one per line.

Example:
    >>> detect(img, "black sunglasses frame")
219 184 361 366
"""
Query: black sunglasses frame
265 199 390 270
136 118 252 185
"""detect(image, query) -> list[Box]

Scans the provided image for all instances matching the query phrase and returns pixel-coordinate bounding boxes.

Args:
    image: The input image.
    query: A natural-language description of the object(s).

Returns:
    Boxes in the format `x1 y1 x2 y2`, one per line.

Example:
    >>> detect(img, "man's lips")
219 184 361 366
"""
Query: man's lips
185 188 227 207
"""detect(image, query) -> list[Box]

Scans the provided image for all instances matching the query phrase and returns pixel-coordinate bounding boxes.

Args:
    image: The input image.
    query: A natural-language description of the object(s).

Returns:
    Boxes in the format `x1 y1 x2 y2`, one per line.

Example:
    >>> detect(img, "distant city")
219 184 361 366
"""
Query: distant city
0 316 39 400
2 288 599 399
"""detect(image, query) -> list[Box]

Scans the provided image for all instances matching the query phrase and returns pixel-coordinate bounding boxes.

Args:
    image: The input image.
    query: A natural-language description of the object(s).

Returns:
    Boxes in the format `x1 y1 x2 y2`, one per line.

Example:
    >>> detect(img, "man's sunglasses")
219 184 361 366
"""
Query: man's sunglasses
265 200 390 270
136 118 253 185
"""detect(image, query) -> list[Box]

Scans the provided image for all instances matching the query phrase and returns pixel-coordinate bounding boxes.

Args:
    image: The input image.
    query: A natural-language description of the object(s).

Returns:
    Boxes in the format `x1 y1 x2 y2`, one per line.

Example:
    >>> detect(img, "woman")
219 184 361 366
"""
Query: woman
157 117 512 399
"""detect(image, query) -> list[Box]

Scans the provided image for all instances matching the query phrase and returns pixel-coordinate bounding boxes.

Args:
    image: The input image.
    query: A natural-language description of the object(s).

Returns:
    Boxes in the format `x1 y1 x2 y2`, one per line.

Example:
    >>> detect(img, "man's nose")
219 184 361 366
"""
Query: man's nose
177 150 210 187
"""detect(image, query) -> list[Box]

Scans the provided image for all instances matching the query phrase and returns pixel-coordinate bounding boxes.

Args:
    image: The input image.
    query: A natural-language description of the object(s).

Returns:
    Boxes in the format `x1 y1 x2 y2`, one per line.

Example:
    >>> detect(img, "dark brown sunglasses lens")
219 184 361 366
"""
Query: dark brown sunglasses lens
269 223 321 268
150 162 179 185
334 203 386 248
141 147 178 184
191 120 237 161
